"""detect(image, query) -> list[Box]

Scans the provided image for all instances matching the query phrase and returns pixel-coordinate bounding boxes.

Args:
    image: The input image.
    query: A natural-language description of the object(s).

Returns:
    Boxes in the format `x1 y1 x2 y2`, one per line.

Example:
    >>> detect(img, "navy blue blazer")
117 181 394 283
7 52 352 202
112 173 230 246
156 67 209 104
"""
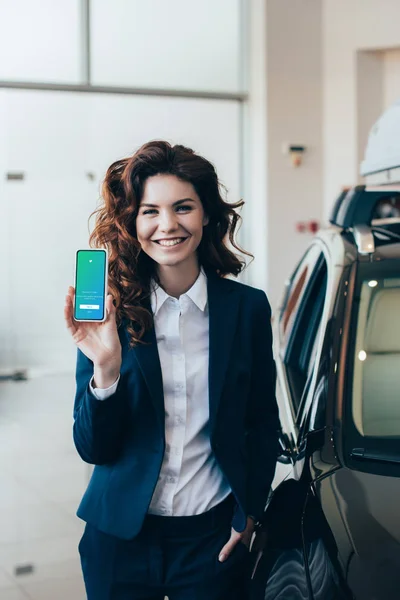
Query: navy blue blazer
73 270 279 540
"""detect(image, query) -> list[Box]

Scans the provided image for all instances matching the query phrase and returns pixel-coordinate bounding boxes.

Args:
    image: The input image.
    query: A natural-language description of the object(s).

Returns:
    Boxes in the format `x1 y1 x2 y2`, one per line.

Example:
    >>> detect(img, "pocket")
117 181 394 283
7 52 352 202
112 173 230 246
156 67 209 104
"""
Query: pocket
237 539 251 556
240 539 250 549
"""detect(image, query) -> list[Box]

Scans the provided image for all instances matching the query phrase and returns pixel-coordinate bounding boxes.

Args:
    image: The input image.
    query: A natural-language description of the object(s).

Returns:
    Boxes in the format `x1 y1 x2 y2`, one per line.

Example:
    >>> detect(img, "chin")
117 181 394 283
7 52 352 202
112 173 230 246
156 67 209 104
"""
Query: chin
154 248 197 268
156 257 186 267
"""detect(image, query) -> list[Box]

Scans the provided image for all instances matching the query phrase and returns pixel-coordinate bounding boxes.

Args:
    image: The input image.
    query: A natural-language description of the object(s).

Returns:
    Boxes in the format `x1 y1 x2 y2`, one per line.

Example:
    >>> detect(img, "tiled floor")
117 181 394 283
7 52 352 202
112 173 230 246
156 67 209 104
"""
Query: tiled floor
0 373 87 600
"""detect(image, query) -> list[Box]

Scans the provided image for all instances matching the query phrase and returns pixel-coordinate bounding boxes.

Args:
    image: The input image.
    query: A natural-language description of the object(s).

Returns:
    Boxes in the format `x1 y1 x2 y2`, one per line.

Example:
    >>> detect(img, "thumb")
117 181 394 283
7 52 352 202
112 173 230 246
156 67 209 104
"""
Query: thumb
218 534 239 563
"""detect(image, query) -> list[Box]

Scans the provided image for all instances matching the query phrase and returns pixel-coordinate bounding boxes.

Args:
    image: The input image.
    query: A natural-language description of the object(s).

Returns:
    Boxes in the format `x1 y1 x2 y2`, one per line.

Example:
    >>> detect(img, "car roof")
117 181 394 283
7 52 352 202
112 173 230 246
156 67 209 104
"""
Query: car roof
326 185 400 261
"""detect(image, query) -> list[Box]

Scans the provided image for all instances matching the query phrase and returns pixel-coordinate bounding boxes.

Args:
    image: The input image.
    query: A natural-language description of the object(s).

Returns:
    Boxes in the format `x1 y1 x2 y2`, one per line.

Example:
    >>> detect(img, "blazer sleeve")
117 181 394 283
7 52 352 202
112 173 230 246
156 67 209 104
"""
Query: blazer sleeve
246 290 280 522
72 348 129 465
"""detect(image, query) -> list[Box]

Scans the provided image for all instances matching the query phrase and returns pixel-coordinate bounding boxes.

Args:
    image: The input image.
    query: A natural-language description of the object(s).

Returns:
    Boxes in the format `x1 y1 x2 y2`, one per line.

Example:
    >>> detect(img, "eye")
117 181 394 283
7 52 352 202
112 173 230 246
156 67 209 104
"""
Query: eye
141 205 192 215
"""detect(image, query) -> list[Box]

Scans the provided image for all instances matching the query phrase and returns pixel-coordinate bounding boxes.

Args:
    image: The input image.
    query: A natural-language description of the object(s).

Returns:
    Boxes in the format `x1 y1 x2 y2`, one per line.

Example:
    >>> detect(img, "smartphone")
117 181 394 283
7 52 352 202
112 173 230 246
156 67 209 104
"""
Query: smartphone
74 249 108 322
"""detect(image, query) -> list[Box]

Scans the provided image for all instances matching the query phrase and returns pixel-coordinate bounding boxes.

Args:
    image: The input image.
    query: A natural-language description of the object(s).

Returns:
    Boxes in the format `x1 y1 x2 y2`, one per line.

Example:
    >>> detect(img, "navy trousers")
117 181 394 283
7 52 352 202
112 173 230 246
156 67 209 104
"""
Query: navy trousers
79 494 252 600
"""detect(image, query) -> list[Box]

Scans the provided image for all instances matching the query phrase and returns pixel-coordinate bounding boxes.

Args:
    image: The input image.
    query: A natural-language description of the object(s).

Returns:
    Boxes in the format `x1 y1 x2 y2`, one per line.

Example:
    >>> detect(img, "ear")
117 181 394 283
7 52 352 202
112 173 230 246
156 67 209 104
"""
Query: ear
203 215 209 226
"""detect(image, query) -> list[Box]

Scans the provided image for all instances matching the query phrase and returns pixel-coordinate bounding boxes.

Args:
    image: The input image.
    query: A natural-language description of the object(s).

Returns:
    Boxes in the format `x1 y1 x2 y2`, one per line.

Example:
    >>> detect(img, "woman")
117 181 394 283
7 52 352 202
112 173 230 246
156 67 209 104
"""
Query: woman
64 141 279 600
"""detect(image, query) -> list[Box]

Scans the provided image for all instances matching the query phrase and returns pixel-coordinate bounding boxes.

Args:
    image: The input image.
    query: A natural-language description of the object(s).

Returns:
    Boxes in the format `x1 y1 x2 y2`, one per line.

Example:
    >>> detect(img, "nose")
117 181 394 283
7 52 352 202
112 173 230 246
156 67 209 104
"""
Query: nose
158 209 179 233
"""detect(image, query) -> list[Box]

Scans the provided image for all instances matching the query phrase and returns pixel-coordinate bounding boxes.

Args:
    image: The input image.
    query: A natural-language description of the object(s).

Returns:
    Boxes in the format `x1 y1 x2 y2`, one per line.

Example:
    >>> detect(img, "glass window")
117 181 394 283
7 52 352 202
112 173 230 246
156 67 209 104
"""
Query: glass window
0 0 81 83
281 265 309 335
352 274 400 439
90 0 243 93
372 194 400 220
279 245 323 352
284 255 328 413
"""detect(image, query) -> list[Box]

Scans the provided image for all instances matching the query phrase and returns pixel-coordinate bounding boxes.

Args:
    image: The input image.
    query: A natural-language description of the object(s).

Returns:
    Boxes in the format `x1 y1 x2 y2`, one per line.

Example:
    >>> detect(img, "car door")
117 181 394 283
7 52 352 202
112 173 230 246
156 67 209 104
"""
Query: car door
280 247 353 599
298 266 355 600
314 257 400 600
251 246 331 599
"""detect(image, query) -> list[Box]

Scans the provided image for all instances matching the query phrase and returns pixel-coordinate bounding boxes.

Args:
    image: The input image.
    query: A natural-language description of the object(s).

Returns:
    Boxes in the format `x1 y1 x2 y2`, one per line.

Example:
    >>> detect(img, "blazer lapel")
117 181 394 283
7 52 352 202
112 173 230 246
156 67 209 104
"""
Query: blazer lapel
123 310 165 437
207 272 241 432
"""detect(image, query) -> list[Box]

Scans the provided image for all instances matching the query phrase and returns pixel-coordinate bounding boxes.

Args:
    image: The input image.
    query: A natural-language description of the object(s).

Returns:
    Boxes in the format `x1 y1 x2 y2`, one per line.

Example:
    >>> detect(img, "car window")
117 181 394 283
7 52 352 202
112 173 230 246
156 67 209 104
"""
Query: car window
282 266 308 334
307 320 323 380
352 276 400 439
284 256 328 415
372 194 400 220
345 259 400 476
279 245 323 353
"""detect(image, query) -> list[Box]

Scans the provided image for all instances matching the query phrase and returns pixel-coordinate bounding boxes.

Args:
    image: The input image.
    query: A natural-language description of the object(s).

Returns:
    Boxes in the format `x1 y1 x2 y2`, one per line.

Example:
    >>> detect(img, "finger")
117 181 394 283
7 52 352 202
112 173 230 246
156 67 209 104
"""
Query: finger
64 295 76 330
218 534 241 562
67 287 75 310
105 294 116 319
64 294 77 337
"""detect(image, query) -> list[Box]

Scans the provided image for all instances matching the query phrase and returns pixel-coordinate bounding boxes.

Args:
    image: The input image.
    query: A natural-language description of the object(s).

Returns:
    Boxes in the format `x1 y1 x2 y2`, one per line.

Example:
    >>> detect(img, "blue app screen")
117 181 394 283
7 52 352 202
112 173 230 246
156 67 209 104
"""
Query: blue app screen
74 250 107 321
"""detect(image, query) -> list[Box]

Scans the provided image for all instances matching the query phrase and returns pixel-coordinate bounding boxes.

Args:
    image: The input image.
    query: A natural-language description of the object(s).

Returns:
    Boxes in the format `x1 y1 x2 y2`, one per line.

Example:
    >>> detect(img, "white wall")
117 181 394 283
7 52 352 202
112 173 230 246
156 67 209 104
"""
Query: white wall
90 0 242 92
0 0 81 83
323 0 400 215
0 1 245 373
0 0 243 92
383 49 400 108
0 91 241 372
242 0 269 292
265 0 323 309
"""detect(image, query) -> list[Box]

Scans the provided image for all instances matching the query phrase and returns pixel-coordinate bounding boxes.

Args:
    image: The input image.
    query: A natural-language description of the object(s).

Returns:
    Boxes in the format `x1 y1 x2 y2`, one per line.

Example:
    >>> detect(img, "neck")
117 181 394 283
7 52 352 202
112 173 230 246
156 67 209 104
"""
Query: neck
157 258 201 298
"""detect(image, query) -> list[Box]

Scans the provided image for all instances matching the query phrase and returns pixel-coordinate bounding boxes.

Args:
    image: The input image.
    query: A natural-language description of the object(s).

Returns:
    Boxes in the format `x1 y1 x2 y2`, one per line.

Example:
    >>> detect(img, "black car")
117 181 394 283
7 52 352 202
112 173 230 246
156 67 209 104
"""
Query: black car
251 186 400 599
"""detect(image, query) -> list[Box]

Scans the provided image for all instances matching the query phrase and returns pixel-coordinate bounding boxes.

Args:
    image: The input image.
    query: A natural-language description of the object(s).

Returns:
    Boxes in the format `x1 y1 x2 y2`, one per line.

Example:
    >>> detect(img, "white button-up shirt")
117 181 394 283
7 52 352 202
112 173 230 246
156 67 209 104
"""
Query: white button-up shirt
90 268 231 516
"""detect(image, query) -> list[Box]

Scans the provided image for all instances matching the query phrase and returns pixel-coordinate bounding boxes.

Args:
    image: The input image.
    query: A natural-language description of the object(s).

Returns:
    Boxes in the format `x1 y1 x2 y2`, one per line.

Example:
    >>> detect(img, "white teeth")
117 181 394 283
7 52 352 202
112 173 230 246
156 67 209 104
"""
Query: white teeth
157 238 185 247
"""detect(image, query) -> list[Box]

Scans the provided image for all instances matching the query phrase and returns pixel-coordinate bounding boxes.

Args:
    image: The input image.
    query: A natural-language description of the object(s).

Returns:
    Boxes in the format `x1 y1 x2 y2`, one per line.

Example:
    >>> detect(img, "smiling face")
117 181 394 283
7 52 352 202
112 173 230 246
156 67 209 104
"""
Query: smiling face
135 174 209 275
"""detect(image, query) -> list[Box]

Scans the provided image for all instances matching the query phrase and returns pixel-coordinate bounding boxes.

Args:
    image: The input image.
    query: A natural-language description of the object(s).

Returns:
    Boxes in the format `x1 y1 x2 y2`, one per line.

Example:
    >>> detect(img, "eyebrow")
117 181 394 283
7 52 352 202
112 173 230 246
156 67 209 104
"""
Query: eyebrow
140 198 195 208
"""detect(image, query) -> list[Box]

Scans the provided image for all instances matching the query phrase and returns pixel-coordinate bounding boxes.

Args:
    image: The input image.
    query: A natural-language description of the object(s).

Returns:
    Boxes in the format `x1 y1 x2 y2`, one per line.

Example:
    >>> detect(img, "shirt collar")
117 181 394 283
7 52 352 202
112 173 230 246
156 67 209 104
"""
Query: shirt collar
151 267 208 317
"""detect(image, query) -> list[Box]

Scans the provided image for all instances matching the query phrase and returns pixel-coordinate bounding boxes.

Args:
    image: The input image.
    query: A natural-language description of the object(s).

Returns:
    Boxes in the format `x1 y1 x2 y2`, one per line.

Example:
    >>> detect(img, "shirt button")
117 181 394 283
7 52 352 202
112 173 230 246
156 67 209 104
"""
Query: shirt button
176 383 183 390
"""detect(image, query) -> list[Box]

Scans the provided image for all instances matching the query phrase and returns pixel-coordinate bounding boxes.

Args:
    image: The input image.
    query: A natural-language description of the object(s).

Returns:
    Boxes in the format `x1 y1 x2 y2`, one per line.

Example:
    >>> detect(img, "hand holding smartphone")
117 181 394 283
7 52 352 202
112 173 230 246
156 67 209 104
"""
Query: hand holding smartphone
64 249 122 385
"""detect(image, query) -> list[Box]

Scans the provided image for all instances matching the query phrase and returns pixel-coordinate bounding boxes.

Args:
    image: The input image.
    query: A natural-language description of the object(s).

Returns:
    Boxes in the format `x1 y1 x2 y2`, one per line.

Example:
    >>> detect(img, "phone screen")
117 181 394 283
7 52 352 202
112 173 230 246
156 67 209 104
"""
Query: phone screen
74 249 107 321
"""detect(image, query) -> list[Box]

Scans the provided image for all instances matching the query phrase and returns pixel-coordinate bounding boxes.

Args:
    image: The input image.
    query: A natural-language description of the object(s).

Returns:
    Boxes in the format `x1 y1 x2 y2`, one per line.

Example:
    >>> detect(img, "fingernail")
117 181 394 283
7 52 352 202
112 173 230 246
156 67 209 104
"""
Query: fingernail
219 553 226 562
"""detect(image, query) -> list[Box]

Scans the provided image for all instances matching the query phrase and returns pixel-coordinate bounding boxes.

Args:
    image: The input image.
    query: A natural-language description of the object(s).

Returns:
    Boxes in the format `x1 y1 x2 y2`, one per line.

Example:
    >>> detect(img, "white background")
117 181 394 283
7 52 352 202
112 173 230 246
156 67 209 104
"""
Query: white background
90 0 242 92
0 0 245 373
0 90 240 371
0 0 82 83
